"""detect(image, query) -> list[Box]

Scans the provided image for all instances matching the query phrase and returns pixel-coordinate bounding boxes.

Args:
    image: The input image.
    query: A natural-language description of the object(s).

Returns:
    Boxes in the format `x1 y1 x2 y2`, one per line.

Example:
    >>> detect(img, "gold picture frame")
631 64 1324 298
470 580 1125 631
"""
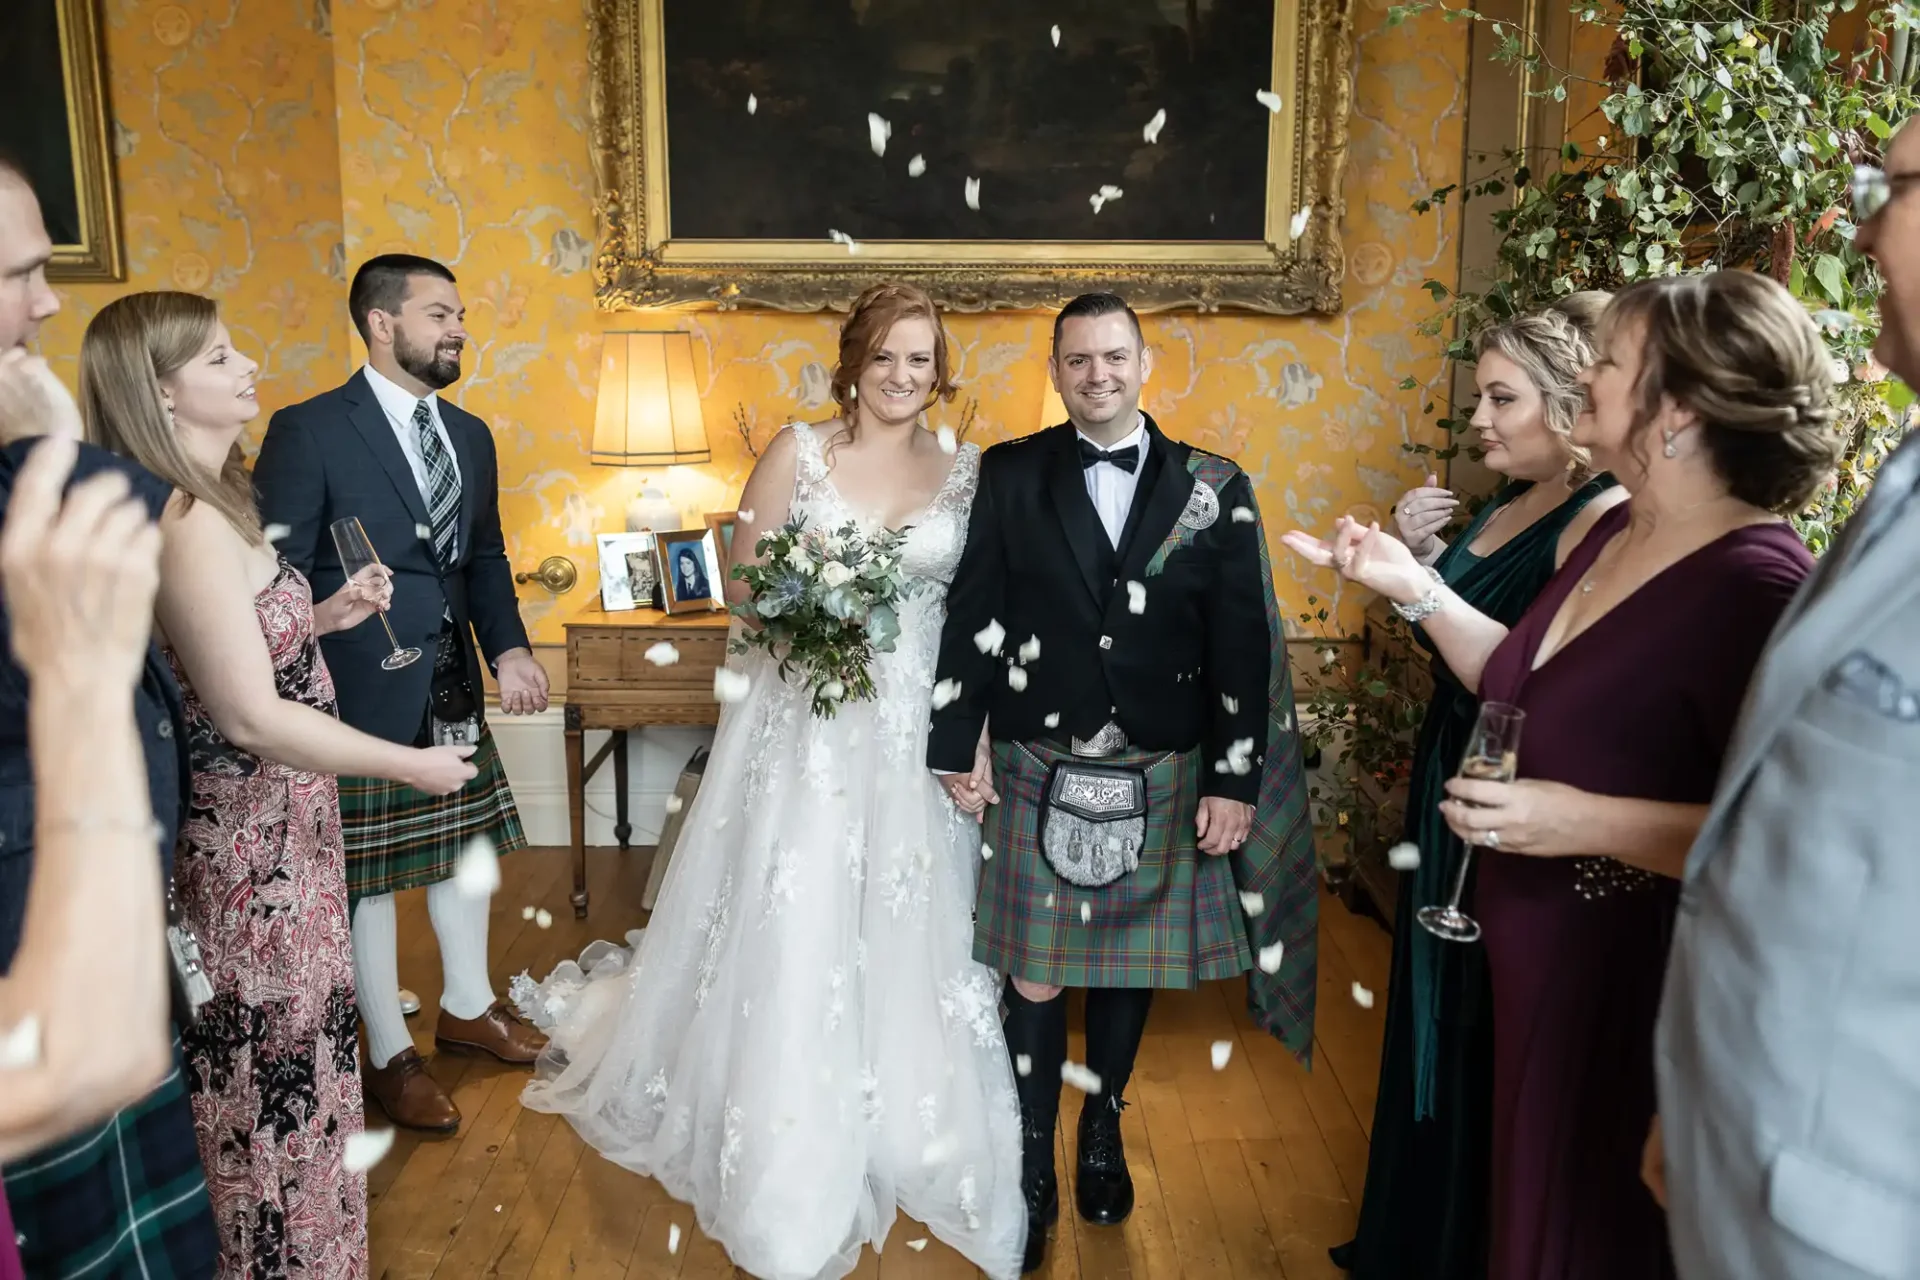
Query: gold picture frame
657 527 725 615
6 0 123 282
585 0 1354 315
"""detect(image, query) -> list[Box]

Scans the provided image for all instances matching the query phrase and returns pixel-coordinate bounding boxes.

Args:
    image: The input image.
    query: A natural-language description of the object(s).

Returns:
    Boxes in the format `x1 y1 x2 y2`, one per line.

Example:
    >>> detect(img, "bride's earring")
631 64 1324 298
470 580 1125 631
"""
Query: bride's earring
1662 429 1678 458
849 384 858 402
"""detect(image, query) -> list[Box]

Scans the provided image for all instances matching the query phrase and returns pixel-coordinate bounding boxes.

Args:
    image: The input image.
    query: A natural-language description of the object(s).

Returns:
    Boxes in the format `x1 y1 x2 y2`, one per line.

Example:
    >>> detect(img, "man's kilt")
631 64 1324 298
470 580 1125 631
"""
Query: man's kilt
975 740 1250 989
339 723 526 906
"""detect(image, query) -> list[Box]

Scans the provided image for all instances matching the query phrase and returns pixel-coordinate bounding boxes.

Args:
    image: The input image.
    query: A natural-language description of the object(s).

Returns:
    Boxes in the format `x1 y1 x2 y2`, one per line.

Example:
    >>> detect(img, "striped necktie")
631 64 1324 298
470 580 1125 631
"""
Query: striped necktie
413 399 459 570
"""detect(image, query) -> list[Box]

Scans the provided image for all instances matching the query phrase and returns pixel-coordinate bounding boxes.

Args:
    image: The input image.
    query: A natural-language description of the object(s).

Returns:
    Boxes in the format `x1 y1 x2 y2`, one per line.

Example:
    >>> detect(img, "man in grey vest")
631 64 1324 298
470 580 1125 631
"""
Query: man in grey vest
1651 120 1920 1279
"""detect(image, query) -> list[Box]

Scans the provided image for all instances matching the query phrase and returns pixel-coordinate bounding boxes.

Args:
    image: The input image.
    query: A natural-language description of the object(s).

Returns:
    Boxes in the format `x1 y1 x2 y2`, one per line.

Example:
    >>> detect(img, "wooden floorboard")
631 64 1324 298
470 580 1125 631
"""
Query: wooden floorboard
362 848 1387 1280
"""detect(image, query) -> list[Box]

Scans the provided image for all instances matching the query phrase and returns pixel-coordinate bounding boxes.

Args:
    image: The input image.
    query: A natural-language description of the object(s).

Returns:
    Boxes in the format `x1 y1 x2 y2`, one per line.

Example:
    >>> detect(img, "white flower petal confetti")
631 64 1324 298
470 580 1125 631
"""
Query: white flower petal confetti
1043 712 1060 729
1290 205 1313 240
937 424 957 454
1351 981 1376 1009
973 619 1006 655
1222 694 1240 714
932 678 963 710
666 794 684 815
1045 892 1056 909
1060 1060 1104 1094
868 112 891 157
1231 505 1256 523
1126 580 1147 614
668 1223 683 1254
644 641 680 666
714 668 752 703
822 679 846 700
907 153 926 177
907 1239 929 1253
1257 941 1285 974
1219 737 1255 776
964 176 981 210
535 908 553 929
1050 24 1061 46
828 228 861 255
1210 1039 1233 1070
746 94 757 115
521 905 536 920
263 523 291 546
1007 666 1028 692
920 1134 957 1165
1079 901 1092 924
1256 88 1283 113
1321 648 1337 669
1143 108 1166 144
980 842 993 861
1240 890 1265 917
454 835 500 898
1016 1053 1032 1076
1090 184 1124 214
0 1015 41 1070
1388 842 1421 871
1018 635 1041 662
343 1128 396 1173
416 523 435 541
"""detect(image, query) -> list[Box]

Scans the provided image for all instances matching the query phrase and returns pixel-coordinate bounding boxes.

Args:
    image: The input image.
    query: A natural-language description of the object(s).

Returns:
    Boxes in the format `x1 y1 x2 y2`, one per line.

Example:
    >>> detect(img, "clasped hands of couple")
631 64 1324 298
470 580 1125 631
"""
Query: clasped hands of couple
935 731 1254 855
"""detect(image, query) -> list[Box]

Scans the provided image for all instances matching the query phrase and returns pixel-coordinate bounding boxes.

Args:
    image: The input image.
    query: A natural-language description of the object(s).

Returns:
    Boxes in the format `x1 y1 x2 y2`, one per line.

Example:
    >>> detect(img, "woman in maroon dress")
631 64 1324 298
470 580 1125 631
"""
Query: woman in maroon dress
1286 270 1842 1279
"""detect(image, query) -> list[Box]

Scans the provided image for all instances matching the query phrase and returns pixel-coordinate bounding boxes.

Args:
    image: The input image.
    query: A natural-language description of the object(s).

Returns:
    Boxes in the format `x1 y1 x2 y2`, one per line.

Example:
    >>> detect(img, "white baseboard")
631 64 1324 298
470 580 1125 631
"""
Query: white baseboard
486 706 714 848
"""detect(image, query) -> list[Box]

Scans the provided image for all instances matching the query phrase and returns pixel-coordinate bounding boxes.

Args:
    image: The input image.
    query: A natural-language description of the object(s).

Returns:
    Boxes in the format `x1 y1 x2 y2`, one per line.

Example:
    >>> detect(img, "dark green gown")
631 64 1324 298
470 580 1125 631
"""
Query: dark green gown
1333 474 1616 1279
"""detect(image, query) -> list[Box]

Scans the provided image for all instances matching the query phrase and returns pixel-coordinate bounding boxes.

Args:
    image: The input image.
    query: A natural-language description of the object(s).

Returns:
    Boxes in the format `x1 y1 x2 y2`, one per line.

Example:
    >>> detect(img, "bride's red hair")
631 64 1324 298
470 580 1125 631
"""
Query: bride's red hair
828 282 958 437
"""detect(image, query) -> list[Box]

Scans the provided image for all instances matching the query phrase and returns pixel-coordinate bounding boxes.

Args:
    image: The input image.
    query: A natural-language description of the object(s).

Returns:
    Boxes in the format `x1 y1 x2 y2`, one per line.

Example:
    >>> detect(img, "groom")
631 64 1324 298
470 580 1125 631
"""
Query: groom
930 293 1319 1271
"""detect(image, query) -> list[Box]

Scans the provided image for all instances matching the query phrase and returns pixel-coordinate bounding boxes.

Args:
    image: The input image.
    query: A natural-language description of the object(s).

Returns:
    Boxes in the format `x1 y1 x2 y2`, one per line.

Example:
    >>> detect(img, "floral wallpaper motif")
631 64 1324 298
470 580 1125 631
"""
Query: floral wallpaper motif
37 0 1468 645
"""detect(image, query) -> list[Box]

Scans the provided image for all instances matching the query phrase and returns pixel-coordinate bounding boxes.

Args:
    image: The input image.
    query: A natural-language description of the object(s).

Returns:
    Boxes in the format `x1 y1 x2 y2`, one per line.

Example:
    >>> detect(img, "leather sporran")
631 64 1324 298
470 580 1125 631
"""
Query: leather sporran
1041 761 1147 888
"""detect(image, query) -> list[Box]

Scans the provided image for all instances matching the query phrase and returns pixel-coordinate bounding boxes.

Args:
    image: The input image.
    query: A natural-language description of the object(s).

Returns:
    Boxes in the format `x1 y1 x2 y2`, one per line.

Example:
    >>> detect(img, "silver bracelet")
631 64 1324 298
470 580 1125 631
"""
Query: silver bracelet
1391 567 1448 623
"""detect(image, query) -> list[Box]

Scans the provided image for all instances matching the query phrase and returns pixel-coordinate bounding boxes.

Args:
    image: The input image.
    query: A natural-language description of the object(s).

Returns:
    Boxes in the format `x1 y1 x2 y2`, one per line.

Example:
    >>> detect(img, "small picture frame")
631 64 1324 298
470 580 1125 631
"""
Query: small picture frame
596 531 658 612
658 528 725 615
704 510 737 574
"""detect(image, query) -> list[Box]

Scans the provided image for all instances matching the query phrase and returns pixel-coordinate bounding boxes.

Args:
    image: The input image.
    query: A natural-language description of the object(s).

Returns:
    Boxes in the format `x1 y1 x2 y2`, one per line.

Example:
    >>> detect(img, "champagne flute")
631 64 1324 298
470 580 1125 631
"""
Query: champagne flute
330 517 421 671
1417 700 1525 944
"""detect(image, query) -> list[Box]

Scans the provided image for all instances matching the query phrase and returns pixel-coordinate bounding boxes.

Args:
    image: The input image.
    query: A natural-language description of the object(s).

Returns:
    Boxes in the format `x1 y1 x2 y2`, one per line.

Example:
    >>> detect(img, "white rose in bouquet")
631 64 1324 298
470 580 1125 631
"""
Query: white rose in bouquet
784 544 812 572
820 560 856 589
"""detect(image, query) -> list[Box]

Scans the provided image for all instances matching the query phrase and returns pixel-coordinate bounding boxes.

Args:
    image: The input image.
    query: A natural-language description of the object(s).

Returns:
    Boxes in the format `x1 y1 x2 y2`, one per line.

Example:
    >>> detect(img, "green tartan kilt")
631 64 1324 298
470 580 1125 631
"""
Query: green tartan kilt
974 739 1253 989
340 723 527 906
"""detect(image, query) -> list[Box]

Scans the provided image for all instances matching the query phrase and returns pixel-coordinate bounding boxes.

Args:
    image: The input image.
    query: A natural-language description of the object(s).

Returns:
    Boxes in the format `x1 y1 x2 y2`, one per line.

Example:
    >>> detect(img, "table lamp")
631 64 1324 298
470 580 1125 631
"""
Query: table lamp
591 331 711 530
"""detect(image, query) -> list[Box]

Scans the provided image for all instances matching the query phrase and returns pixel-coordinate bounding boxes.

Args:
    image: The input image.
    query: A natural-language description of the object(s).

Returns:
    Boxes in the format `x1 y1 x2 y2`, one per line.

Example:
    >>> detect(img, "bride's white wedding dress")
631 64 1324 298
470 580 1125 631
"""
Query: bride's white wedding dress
514 423 1024 1280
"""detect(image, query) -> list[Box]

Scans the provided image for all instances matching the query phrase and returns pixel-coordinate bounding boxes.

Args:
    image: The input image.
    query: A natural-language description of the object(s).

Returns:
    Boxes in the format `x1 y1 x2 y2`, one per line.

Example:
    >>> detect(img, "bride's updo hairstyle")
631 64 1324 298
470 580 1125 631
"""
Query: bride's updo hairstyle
828 282 958 440
1604 270 1841 514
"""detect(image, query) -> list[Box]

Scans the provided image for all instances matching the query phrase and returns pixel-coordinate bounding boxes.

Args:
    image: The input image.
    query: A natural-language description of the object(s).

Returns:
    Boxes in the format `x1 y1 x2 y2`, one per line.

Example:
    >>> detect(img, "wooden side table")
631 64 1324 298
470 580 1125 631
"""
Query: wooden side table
563 600 730 917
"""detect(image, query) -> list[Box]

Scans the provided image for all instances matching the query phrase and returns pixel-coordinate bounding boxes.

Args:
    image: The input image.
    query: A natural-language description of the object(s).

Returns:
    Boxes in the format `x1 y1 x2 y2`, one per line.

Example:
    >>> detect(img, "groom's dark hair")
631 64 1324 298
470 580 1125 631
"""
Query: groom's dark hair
1052 292 1143 355
349 253 458 343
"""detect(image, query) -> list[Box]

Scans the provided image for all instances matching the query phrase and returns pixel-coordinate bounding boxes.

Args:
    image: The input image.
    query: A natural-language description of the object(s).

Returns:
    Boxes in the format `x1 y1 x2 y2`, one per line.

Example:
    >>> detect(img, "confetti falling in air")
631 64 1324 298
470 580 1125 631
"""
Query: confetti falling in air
868 112 891 156
907 154 926 177
1045 892 1056 909
1142 108 1166 144
1258 941 1285 974
453 835 500 898
746 94 757 115
1210 1040 1233 1070
1089 184 1124 214
668 1224 682 1254
1222 694 1240 714
343 1128 396 1173
828 229 861 255
937 425 957 454
415 523 435 541
1080 901 1092 924
1256 88 1283 113
1016 1054 1032 1076
907 1239 929 1253
1351 982 1376 1009
263 523 291 546
666 794 684 815
1216 737 1255 776
1388 842 1421 871
1321 648 1338 669
535 909 553 929
1061 1061 1104 1094
738 507 755 523
932 678 962 710
1044 712 1060 728
1008 666 1029 692
964 176 981 210
1290 205 1313 240
1127 581 1147 614
1018 635 1041 662
822 679 846 701
521 905 536 920
0 1016 41 1070
1240 891 1266 917
981 842 994 861
921 1135 957 1165
1231 506 1256 524
974 619 1006 655
1050 23 1061 46
644 642 680 666
714 669 752 703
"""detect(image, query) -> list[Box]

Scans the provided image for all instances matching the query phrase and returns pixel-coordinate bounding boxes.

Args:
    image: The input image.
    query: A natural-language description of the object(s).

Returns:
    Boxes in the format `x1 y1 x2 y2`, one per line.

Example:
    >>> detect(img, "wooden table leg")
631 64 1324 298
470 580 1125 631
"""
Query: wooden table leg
612 729 632 850
565 704 588 918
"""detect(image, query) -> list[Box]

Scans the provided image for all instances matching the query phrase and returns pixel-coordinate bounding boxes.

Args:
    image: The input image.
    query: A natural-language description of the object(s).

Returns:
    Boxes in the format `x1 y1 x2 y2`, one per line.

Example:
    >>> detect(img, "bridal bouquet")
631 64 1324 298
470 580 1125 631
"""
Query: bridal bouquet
729 517 919 718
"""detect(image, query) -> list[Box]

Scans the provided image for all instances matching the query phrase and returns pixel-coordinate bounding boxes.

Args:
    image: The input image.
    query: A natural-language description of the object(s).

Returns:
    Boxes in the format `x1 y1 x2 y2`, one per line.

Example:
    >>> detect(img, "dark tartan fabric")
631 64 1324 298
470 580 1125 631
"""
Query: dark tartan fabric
4 1041 218 1279
977 742 1248 989
339 723 526 905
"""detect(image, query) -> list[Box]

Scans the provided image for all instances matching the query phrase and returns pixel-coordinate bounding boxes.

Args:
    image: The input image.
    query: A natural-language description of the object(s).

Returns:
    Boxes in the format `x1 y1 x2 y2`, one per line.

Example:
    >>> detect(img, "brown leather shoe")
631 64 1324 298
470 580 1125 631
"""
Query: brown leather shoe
435 1001 548 1065
363 1047 460 1133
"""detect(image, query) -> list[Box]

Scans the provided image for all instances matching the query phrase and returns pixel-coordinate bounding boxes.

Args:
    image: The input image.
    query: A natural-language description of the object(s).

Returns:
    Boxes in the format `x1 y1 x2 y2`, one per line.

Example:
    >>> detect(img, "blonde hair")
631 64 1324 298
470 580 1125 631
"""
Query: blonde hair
79 291 262 543
1474 304 1606 475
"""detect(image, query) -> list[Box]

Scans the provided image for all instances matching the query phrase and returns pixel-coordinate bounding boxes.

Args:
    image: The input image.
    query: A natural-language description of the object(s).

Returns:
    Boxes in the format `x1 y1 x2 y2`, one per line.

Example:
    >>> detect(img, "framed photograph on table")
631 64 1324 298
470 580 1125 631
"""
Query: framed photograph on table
596 531 658 611
659 528 725 615
704 511 738 574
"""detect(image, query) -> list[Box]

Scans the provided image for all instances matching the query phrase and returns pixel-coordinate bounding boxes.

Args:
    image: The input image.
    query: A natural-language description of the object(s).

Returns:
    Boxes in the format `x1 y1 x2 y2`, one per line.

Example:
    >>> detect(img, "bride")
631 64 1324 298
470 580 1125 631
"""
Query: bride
516 283 1025 1280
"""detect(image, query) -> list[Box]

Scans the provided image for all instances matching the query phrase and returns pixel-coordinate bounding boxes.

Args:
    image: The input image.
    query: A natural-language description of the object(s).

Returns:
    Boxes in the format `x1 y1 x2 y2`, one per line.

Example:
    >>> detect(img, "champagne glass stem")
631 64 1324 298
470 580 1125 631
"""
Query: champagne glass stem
1444 843 1476 912
376 612 404 652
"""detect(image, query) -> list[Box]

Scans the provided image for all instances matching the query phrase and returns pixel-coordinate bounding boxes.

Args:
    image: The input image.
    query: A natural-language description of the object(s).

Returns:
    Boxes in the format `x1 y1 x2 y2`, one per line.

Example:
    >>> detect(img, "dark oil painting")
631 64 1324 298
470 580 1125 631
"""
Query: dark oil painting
0 0 84 246
662 0 1277 242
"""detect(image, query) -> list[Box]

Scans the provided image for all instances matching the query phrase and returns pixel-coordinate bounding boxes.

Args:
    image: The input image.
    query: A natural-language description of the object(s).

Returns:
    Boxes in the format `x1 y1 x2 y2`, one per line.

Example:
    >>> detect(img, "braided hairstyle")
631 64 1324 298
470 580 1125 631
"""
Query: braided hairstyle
1474 300 1609 477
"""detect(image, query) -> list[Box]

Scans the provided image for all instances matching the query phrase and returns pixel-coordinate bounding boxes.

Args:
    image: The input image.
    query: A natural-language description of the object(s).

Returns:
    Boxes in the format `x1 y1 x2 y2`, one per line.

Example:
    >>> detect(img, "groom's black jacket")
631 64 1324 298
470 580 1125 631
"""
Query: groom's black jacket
929 415 1269 803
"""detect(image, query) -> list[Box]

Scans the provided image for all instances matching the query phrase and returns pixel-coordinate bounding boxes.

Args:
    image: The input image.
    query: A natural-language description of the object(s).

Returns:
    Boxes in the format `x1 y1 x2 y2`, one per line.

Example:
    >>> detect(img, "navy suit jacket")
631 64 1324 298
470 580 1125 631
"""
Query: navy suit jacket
252 370 530 745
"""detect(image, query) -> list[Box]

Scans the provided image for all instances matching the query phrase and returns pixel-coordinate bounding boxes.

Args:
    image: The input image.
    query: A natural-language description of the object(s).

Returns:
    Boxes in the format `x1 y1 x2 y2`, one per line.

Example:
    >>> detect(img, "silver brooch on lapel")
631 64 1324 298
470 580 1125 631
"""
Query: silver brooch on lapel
1178 479 1220 532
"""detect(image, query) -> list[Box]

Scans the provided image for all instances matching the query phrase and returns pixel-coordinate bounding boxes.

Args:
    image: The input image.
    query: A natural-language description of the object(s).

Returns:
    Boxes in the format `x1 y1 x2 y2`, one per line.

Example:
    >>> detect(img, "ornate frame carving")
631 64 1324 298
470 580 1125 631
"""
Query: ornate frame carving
586 0 1354 315
38 0 123 282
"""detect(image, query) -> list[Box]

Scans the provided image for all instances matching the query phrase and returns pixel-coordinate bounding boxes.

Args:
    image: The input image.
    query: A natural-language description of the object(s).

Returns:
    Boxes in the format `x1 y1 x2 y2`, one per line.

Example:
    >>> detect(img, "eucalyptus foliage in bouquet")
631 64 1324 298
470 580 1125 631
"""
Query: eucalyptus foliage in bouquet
729 517 920 717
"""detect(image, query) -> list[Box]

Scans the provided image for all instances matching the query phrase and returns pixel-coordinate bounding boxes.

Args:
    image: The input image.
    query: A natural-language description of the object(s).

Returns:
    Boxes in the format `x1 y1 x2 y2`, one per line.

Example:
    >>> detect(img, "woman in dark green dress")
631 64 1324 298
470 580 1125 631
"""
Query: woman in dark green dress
1334 298 1623 1278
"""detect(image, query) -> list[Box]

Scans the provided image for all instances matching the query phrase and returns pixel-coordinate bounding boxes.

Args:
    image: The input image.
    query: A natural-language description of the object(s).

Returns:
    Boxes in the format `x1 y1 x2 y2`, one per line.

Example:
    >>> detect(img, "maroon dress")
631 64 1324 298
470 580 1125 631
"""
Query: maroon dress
1474 504 1810 1280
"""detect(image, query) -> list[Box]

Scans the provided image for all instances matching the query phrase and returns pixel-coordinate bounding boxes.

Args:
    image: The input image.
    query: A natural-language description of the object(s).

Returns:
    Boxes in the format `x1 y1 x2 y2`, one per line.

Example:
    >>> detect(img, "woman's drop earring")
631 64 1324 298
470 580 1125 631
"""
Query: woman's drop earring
849 384 858 402
1662 429 1678 459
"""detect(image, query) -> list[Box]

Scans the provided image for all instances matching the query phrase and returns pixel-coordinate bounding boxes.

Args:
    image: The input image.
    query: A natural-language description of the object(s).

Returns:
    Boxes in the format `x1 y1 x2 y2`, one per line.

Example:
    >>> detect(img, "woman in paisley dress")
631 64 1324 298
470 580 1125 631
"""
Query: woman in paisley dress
517 283 1025 1280
80 292 479 1277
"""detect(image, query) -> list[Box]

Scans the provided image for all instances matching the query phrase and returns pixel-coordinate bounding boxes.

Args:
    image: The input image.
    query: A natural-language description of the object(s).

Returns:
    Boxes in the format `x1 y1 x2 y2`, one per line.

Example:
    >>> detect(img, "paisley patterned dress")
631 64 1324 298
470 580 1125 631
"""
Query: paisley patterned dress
167 560 367 1279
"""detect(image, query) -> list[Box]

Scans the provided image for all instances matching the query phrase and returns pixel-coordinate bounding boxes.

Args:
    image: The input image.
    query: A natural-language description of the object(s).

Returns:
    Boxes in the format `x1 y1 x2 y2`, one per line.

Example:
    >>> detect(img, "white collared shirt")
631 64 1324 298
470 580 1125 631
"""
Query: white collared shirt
362 363 462 556
1077 414 1147 547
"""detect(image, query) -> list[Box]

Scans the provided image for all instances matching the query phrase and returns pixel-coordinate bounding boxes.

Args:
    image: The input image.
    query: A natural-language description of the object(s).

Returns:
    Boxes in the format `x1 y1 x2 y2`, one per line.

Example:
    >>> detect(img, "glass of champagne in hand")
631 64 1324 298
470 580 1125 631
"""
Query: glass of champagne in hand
1417 700 1525 944
330 517 421 671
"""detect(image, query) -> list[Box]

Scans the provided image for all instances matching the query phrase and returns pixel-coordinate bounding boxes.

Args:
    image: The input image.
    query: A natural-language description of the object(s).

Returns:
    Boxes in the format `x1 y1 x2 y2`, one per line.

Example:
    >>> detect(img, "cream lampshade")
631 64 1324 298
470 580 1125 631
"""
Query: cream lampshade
591 331 711 466
1039 380 1067 431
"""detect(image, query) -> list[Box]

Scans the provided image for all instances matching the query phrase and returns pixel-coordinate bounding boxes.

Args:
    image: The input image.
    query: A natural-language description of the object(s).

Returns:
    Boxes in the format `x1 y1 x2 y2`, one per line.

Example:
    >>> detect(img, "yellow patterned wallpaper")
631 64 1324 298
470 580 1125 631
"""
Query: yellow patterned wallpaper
38 0 1467 646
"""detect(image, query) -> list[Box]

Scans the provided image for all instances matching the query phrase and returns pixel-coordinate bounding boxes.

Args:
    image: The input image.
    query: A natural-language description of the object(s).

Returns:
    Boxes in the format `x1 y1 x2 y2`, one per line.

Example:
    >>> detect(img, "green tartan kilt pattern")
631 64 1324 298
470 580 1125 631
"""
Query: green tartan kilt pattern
974 739 1253 989
339 723 527 906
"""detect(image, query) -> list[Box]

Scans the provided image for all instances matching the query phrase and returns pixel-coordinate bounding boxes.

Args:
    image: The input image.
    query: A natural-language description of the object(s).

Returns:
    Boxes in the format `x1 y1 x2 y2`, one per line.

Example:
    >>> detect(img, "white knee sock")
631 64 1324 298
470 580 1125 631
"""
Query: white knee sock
352 894 414 1069
427 879 496 1020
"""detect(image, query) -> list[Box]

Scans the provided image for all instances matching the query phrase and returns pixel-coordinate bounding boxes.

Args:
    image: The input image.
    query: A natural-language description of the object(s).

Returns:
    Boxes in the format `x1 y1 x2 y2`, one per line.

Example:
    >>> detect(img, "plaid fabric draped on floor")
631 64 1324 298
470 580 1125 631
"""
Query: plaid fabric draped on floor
338 723 526 906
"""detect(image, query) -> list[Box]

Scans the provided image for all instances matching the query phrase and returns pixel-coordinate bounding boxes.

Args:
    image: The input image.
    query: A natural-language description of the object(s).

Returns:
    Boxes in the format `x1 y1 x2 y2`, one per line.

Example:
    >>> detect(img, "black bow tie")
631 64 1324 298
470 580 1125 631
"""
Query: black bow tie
1078 440 1140 474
